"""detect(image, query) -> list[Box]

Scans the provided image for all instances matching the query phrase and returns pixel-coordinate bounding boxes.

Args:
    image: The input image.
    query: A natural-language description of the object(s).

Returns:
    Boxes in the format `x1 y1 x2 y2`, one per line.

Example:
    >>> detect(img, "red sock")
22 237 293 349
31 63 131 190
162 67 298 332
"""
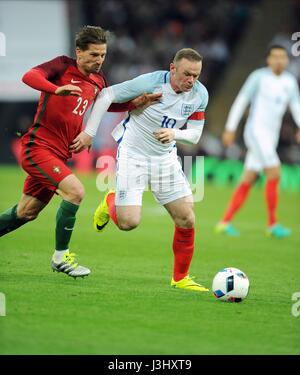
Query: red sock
106 192 118 226
173 226 194 282
265 178 279 226
222 182 251 222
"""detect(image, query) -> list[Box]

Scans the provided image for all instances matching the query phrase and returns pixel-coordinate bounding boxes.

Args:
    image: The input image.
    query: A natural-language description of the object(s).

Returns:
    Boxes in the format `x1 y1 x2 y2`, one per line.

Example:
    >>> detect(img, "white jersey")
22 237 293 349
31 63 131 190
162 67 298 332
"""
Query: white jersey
110 71 209 156
225 67 300 143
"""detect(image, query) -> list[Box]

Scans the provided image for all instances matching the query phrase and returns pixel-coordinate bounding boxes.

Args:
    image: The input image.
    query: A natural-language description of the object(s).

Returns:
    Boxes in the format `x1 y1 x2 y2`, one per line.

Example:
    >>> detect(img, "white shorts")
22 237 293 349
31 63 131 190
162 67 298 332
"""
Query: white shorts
115 146 192 206
244 131 280 172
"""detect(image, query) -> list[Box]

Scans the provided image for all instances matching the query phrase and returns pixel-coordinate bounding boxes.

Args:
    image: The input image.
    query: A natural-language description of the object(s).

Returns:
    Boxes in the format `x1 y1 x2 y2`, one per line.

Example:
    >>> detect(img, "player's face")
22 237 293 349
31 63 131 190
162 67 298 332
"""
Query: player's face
267 48 289 75
76 43 107 75
170 58 202 92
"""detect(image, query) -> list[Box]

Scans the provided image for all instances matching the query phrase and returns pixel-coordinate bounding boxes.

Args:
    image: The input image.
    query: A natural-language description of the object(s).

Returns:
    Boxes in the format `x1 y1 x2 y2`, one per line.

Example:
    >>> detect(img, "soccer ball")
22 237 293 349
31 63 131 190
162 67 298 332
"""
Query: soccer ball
212 267 249 302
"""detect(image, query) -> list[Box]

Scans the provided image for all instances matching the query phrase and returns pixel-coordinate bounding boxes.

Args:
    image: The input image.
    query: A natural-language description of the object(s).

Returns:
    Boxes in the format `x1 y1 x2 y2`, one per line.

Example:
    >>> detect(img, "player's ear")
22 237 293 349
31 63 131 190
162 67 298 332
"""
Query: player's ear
75 47 82 59
170 63 176 75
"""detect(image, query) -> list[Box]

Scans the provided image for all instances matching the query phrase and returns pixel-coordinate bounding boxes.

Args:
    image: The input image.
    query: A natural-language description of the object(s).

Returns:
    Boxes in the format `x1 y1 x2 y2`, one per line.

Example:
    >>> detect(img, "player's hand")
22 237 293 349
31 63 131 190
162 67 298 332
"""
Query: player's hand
296 129 300 144
222 130 236 147
55 84 82 96
153 128 175 144
70 131 93 153
132 92 162 110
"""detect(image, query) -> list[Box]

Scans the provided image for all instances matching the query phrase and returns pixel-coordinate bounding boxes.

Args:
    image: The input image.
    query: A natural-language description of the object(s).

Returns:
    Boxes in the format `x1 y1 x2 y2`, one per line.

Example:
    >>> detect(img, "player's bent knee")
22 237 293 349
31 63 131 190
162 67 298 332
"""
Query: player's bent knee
265 170 280 180
183 218 195 229
74 187 85 203
118 223 139 231
175 212 195 228
118 219 140 231
65 185 85 204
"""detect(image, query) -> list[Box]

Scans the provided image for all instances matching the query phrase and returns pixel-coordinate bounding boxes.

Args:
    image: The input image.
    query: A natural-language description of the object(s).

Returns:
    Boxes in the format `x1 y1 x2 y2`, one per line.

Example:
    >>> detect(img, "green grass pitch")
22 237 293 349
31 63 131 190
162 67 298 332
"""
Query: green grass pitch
0 165 299 354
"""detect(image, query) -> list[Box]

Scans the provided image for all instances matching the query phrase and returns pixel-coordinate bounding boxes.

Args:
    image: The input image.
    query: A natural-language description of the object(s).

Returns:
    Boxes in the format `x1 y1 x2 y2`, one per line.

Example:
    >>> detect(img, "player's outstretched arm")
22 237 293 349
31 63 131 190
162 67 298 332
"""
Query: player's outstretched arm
108 92 161 112
73 73 163 149
70 93 162 153
224 95 249 134
71 72 163 152
224 70 260 135
69 87 114 153
222 92 248 147
131 92 162 110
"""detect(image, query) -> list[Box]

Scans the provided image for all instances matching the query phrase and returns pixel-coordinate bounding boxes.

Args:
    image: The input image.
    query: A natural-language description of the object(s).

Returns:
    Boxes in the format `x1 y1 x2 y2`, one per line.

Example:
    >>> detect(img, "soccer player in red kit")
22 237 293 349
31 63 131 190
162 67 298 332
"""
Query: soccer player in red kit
0 26 160 278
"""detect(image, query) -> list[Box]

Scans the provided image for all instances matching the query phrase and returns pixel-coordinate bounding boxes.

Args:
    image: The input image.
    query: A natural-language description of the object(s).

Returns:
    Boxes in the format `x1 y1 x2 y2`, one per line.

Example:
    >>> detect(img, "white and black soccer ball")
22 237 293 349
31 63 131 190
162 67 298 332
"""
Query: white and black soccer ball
212 267 249 302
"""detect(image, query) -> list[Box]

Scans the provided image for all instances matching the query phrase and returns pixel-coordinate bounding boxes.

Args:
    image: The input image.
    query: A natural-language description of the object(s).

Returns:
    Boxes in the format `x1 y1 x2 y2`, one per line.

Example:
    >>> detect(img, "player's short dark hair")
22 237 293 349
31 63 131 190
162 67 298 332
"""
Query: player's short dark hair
75 25 109 50
173 48 203 64
267 44 288 56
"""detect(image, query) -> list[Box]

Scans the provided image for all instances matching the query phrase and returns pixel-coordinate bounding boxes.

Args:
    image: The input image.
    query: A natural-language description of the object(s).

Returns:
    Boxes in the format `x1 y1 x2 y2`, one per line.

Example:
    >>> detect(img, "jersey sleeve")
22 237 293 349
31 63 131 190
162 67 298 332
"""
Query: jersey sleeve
111 71 165 102
239 69 261 100
108 102 136 112
224 70 261 131
100 71 137 112
22 55 72 94
33 55 73 80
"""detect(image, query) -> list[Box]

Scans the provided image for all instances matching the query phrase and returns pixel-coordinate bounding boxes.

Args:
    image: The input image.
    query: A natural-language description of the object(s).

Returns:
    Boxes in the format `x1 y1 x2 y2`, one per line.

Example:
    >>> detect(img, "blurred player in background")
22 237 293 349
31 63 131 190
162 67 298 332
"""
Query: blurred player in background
0 25 159 278
72 48 209 292
216 45 300 238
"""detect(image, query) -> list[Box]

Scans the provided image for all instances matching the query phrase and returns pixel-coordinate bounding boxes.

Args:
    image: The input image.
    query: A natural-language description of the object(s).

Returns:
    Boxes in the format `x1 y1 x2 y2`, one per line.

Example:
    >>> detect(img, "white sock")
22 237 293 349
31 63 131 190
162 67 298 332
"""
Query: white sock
53 249 69 262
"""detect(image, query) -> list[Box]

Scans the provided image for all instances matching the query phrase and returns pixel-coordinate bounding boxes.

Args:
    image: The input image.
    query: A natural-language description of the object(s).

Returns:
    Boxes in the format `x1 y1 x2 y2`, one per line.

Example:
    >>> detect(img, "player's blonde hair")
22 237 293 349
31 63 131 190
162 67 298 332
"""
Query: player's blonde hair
173 48 203 64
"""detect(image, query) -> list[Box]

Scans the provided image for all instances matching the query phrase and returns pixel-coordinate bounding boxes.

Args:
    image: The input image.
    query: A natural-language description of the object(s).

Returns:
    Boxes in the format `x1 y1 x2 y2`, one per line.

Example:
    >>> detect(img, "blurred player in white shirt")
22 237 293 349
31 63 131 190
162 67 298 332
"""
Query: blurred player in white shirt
216 45 300 238
72 48 209 292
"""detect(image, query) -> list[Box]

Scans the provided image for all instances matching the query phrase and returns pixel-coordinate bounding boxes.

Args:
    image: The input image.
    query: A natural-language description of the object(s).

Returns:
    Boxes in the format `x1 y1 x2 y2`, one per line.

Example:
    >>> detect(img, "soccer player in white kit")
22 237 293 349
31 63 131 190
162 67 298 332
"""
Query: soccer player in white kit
216 45 300 238
72 48 209 292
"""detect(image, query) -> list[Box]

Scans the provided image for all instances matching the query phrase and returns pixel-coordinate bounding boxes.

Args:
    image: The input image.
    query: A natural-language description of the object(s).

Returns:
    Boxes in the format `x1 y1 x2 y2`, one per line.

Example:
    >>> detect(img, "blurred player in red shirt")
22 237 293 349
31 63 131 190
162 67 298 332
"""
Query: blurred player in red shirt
0 25 160 278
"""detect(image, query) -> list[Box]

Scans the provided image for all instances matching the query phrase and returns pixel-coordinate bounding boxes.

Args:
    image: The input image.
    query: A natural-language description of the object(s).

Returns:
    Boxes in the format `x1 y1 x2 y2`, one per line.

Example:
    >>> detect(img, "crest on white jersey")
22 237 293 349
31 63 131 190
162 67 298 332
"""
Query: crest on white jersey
181 103 194 117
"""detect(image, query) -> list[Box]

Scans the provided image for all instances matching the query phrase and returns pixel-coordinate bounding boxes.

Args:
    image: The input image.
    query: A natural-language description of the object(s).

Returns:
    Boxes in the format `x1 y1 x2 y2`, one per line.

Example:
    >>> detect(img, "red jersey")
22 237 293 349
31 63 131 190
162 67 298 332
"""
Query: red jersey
21 56 133 160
